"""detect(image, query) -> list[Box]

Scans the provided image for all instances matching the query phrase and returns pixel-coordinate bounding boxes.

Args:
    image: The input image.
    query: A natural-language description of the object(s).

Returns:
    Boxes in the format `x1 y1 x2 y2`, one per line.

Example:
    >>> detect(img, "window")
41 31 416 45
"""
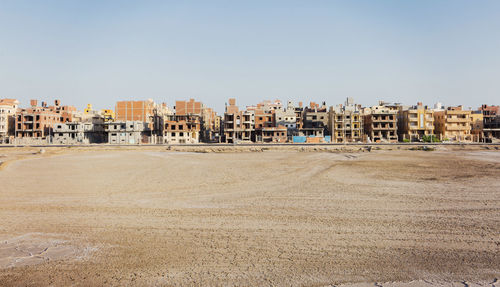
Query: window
171 125 176 130
171 132 175 136
179 132 184 136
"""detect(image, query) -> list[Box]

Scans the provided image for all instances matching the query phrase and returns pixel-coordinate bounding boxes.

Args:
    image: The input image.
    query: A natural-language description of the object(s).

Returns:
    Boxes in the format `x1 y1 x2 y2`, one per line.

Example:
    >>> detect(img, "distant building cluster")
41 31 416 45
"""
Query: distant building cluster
0 97 499 144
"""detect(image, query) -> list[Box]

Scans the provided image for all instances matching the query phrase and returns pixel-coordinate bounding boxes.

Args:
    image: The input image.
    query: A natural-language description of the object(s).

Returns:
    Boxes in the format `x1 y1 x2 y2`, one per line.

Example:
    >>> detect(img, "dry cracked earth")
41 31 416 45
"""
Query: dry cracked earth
0 146 499 286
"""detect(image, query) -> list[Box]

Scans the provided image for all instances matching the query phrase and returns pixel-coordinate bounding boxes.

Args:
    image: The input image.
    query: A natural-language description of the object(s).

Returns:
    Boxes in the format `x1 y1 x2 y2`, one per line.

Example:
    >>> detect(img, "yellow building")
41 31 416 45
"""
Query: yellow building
434 106 472 142
470 111 483 142
84 104 93 114
214 115 221 133
398 102 435 141
100 109 115 122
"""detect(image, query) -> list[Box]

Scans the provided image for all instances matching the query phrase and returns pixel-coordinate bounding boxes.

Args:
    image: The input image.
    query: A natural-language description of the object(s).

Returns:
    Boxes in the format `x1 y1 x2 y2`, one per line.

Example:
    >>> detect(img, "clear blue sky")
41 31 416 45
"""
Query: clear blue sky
1 0 499 113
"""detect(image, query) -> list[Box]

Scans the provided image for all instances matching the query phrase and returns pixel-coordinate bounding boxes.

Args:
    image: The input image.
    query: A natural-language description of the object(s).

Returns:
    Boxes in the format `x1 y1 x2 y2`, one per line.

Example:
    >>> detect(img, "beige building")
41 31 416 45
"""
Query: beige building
328 98 363 143
434 106 472 142
398 102 435 141
470 111 483 142
364 103 398 143
0 99 19 143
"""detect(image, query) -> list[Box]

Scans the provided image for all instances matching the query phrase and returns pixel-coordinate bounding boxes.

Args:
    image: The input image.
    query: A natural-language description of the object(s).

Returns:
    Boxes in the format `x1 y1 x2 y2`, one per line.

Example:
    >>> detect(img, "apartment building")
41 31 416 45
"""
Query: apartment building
101 109 115 122
174 99 219 143
364 103 398 142
260 125 287 143
293 102 305 131
115 100 155 123
15 100 77 143
201 107 218 142
175 99 202 115
479 105 500 140
470 111 484 142
398 102 435 141
223 99 254 143
214 115 222 142
301 102 328 138
328 98 363 143
253 108 274 142
162 115 201 144
0 99 19 143
434 106 472 141
104 121 149 144
53 118 105 145
247 99 283 114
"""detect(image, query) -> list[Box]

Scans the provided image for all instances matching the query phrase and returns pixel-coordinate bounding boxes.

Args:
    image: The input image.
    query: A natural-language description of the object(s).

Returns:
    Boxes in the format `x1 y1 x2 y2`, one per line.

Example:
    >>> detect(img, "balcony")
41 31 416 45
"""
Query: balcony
447 117 469 123
446 125 470 131
373 126 396 130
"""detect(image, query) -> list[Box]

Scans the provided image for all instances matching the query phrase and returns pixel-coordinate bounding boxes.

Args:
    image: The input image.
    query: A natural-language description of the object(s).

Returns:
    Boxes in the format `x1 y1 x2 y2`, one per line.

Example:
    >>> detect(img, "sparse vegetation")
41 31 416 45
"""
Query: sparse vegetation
422 135 441 143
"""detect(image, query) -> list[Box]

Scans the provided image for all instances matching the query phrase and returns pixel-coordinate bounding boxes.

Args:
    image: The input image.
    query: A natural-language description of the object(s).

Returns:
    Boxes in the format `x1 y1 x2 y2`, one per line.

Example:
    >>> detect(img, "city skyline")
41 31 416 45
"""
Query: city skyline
1 1 500 113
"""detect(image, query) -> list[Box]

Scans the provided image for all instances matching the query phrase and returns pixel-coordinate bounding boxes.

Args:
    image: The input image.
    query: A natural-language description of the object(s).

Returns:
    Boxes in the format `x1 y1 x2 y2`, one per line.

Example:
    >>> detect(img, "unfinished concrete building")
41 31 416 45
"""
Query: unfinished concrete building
14 99 77 144
53 119 105 145
301 102 328 139
260 125 287 143
105 121 149 144
274 101 298 141
364 103 398 142
223 99 254 143
398 102 435 142
479 105 500 141
253 108 274 142
328 98 363 143
434 106 473 142
174 98 219 143
162 114 201 144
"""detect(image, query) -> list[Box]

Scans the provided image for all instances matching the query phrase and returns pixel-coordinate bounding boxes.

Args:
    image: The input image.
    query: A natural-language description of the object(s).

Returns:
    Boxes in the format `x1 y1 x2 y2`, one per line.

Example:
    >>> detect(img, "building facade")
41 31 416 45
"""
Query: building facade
328 98 364 143
398 102 435 141
0 99 19 143
301 102 328 139
479 105 500 140
53 119 105 145
15 100 76 143
105 121 149 144
434 106 473 142
162 115 201 144
223 99 254 143
364 103 398 142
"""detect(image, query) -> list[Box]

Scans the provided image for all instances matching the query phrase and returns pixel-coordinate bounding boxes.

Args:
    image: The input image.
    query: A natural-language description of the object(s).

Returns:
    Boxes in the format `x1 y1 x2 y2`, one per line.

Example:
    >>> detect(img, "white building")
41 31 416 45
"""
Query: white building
0 99 19 143
275 101 297 130
105 121 148 144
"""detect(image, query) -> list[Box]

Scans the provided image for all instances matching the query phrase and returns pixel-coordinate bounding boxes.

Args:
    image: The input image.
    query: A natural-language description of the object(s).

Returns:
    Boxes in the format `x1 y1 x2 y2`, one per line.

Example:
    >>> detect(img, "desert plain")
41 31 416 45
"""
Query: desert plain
0 145 499 286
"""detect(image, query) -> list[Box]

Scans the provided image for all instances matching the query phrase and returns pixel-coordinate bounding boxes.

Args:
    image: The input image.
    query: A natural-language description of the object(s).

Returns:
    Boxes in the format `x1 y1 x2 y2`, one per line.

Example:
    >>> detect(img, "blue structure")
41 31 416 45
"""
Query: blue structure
292 136 307 143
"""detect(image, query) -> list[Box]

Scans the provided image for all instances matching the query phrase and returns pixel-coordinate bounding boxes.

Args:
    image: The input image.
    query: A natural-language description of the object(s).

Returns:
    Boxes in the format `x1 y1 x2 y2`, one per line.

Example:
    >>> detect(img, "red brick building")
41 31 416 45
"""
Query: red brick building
15 100 76 139
115 100 155 122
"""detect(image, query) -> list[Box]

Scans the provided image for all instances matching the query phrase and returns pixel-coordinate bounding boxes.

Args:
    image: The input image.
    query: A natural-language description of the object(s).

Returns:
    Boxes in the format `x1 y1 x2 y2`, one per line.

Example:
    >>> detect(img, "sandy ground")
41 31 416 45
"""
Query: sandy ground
0 146 499 286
